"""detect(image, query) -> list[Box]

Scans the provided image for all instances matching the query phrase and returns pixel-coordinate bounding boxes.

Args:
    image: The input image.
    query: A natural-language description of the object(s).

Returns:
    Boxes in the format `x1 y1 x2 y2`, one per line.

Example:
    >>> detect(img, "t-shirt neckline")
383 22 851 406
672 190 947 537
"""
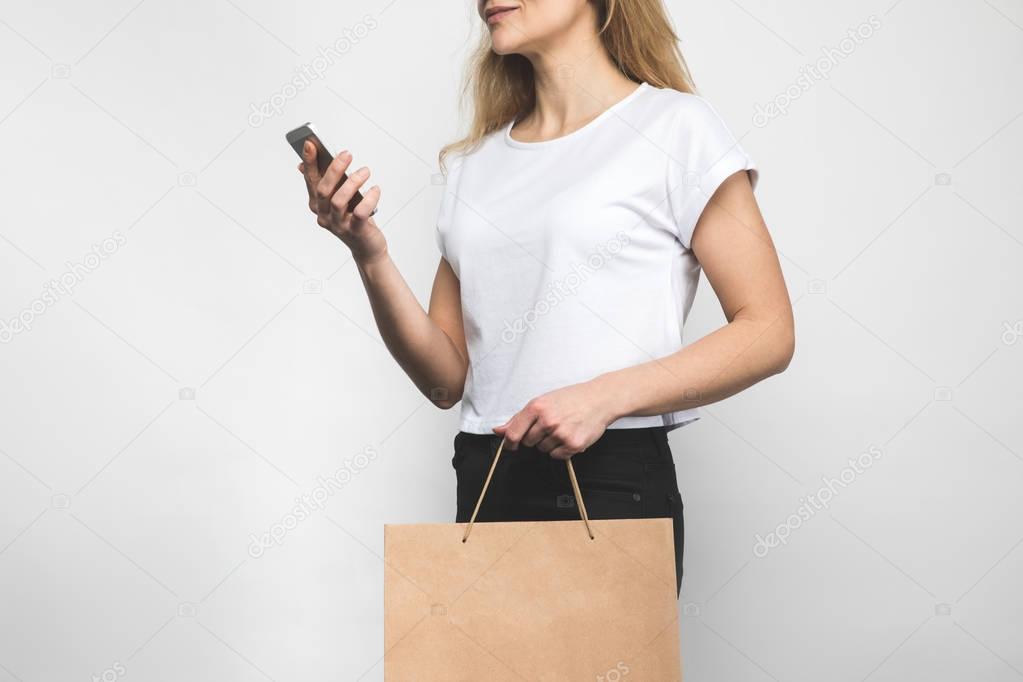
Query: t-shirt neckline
504 81 649 149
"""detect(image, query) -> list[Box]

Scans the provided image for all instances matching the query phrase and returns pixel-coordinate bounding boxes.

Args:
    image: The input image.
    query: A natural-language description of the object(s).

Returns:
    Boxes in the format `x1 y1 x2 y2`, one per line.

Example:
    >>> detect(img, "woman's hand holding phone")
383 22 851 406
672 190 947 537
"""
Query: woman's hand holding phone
298 140 386 266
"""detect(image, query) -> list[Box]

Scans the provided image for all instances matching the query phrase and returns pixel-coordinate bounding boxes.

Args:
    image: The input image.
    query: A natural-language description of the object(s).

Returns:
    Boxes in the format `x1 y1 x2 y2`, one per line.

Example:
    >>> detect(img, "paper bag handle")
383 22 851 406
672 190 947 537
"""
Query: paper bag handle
461 436 595 542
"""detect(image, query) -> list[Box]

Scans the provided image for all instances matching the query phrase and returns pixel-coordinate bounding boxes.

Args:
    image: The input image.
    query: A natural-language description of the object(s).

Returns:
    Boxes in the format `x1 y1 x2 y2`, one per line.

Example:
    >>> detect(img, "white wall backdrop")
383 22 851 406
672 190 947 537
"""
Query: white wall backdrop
1 0 1021 680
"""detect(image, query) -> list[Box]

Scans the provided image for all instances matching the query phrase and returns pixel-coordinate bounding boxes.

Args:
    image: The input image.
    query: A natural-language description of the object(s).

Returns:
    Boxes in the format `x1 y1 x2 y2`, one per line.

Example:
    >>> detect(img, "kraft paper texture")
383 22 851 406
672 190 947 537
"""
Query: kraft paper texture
384 517 682 681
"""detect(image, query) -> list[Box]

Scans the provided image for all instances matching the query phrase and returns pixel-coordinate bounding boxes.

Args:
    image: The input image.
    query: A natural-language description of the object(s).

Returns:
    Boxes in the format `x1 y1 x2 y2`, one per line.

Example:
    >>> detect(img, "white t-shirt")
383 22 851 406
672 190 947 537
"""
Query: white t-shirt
435 81 758 435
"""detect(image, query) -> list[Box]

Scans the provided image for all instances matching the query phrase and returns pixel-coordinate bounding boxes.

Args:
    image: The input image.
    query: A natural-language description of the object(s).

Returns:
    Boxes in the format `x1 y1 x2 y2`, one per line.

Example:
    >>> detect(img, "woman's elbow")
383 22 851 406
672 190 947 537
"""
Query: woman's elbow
770 316 796 375
434 398 461 410
428 385 463 410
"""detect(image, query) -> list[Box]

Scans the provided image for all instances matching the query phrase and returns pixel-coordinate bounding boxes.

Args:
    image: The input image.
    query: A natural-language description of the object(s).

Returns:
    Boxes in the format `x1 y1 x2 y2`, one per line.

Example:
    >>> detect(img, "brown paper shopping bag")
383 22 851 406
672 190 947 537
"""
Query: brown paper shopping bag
384 436 682 681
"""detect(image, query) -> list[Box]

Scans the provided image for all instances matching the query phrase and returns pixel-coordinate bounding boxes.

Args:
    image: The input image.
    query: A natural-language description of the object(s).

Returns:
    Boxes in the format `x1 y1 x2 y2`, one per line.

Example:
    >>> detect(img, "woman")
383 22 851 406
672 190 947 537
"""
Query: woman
297 0 794 597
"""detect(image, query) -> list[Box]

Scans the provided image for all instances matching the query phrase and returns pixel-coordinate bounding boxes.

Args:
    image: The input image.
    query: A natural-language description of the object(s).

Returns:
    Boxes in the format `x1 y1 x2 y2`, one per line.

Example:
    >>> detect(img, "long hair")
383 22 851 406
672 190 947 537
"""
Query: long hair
439 0 696 173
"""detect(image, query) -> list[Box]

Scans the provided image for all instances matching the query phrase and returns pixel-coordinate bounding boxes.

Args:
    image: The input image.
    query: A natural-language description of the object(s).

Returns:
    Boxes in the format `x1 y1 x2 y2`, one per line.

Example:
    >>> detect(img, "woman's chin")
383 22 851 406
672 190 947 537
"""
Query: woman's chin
490 35 526 56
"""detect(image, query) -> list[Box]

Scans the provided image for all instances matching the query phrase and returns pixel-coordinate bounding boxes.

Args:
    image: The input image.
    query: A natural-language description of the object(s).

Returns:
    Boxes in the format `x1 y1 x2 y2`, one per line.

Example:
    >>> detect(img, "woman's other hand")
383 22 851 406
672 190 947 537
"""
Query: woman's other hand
492 380 620 460
298 141 387 266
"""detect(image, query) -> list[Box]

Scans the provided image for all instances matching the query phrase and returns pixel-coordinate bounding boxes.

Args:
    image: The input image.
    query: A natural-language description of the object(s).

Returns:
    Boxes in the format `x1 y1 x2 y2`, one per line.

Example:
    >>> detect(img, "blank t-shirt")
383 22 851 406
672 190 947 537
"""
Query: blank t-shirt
435 81 758 435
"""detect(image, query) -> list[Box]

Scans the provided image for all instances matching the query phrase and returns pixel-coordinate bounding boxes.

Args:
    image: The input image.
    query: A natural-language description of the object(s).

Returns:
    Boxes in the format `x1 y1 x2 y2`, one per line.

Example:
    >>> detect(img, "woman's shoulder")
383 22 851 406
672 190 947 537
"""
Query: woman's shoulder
441 124 506 169
643 85 727 127
641 85 747 154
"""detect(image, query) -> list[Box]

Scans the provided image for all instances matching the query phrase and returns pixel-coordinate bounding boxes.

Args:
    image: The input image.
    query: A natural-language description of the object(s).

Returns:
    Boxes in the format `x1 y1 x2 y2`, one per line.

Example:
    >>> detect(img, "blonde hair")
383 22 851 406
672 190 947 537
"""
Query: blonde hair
439 0 696 173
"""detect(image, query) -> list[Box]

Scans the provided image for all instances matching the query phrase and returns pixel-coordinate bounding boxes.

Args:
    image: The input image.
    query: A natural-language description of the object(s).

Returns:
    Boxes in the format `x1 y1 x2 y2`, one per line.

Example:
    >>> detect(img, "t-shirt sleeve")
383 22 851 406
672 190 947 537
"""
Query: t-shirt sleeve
666 95 758 250
434 216 446 258
434 153 464 263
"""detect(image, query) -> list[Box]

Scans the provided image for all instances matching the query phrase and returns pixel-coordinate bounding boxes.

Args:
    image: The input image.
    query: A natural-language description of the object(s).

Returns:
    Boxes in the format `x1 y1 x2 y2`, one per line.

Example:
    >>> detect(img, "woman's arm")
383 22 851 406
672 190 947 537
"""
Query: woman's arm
494 170 794 456
595 170 794 415
298 143 468 407
357 255 468 408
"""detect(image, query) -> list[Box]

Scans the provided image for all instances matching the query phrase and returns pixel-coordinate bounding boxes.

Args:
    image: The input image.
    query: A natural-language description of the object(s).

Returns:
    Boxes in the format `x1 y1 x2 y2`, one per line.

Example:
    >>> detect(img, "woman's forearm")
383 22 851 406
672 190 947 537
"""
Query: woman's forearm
293 141 465 405
356 252 466 406
594 309 795 423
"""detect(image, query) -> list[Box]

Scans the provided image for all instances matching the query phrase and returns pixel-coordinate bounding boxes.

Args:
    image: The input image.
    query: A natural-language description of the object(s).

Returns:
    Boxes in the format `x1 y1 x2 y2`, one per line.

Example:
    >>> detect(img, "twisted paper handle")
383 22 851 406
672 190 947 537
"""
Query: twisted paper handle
461 436 595 542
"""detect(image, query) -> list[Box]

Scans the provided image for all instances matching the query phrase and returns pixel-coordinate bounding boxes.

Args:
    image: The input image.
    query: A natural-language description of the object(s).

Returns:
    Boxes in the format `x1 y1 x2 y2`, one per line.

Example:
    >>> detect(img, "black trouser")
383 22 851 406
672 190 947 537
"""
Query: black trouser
452 426 684 597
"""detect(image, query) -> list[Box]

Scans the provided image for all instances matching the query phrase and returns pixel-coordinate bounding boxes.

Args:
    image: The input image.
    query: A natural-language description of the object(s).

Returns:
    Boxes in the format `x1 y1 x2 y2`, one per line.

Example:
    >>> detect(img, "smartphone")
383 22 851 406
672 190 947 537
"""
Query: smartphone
286 122 365 214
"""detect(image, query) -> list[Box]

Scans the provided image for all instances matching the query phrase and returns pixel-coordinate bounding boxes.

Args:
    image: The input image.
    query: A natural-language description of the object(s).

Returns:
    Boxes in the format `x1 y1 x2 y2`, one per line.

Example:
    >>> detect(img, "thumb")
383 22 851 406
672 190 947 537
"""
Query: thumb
492 422 507 435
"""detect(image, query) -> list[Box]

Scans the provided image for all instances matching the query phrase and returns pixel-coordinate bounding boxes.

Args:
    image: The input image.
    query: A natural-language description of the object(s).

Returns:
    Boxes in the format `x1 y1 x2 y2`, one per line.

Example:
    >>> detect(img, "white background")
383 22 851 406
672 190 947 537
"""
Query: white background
1 0 1021 680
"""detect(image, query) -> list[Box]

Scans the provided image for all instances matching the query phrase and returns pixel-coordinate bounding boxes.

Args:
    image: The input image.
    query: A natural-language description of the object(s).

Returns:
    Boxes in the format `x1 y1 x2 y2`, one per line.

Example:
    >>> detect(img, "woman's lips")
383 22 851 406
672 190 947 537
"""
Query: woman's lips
487 7 517 24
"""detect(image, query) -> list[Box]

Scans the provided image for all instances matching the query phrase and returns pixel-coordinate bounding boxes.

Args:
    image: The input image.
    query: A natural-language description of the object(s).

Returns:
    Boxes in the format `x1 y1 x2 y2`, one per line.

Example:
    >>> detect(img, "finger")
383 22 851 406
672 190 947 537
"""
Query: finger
520 420 551 448
301 143 323 212
305 179 320 214
316 151 353 214
317 150 352 198
501 413 536 451
351 184 381 222
302 141 322 185
329 166 371 215
548 445 576 460
535 433 560 454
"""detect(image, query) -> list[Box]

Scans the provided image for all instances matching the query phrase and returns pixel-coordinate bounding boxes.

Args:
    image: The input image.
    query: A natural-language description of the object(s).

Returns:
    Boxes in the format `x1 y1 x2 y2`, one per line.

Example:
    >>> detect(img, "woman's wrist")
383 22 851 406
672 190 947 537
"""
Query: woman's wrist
588 371 634 426
354 247 391 277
